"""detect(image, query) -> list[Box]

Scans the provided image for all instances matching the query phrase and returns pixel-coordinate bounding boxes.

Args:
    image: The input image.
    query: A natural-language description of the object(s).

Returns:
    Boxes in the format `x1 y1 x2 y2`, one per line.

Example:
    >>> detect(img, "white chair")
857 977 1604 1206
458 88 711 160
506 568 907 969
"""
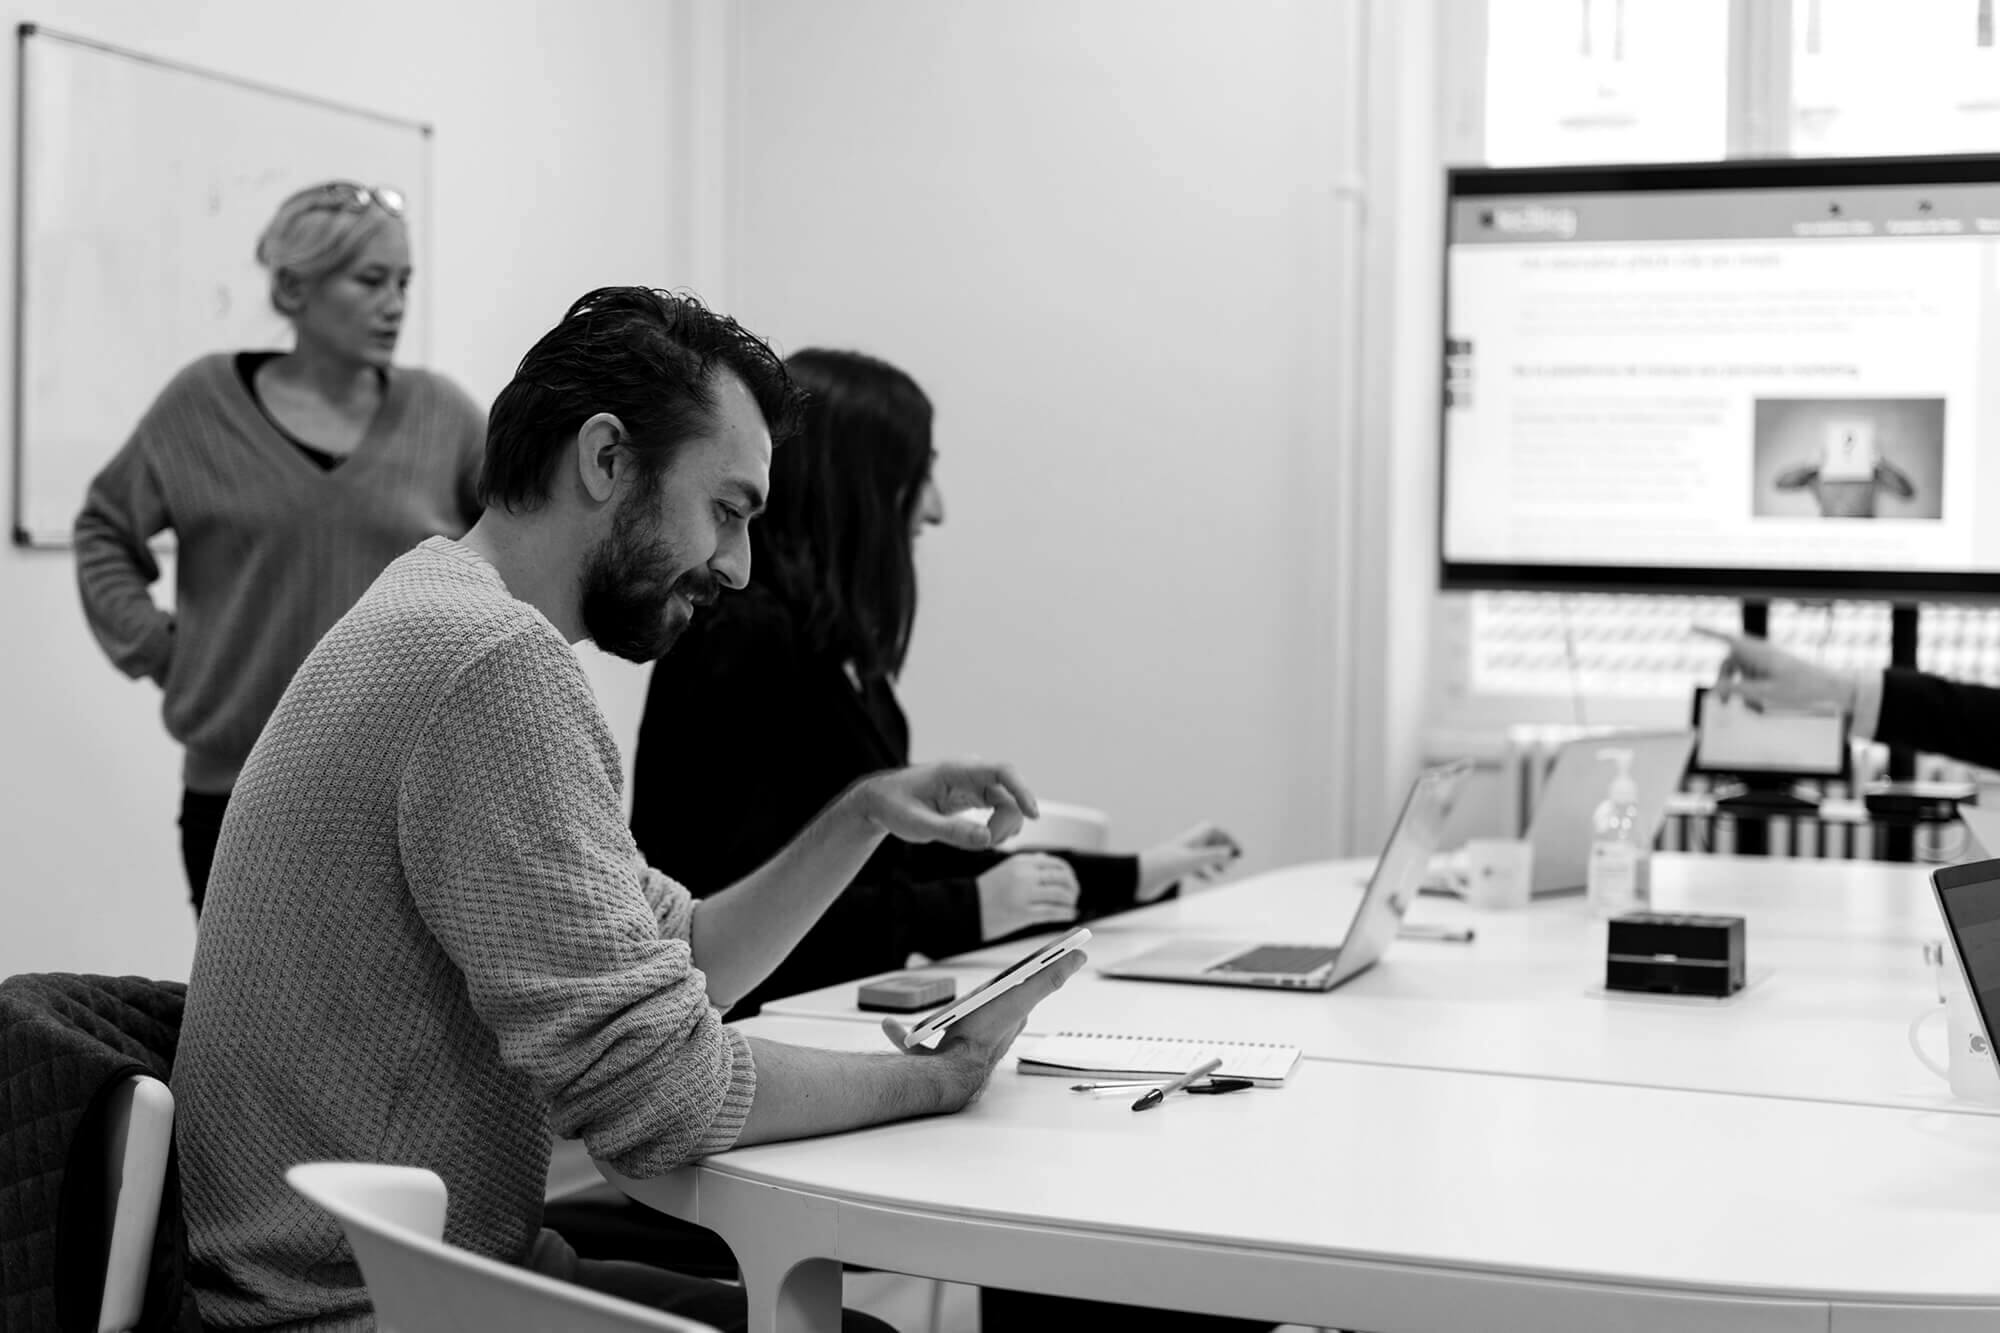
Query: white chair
997 800 1111 853
96 1074 175 1333
286 1162 717 1333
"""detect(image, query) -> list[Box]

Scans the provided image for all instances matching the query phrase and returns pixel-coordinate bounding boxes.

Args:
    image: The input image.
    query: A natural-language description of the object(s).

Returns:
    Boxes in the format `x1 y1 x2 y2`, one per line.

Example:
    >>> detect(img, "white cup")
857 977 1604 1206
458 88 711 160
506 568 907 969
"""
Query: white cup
1463 838 1534 911
1909 940 2000 1106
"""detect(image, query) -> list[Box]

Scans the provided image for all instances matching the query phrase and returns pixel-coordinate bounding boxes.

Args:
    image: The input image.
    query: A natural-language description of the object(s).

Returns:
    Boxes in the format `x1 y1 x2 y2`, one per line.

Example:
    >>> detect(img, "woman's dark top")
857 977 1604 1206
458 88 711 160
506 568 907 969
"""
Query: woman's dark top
631 584 1143 1017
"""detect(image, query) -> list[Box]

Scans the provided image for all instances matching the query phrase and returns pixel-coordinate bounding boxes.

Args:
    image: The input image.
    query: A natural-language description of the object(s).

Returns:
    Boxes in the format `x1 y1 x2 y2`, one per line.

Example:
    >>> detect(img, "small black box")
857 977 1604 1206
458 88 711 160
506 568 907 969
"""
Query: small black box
1862 781 1974 824
856 973 957 1013
1606 912 1746 998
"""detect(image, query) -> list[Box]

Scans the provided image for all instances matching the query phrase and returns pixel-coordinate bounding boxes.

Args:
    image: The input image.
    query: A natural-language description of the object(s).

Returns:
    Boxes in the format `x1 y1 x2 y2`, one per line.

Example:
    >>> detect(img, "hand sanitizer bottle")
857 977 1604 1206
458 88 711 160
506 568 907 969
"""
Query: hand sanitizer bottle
1587 747 1651 917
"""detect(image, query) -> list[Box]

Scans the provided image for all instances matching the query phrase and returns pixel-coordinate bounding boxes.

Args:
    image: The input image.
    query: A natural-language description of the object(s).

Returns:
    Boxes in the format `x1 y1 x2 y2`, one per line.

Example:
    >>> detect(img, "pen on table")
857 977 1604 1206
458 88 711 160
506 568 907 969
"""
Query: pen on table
1398 923 1476 944
1131 1056 1223 1112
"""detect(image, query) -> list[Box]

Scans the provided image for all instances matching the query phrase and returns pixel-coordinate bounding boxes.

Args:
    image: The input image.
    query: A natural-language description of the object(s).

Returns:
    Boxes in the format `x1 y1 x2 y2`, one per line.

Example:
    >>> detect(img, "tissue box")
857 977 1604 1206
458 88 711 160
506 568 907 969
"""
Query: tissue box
1606 912 1746 997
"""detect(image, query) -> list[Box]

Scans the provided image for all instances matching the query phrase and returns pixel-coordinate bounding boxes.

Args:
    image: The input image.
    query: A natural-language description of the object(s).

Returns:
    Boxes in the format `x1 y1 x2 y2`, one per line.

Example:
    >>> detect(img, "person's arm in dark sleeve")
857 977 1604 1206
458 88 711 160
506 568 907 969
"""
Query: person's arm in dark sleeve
898 841 1148 922
1873 668 2000 771
733 861 985 1017
632 600 817 892
851 841 990 957
1059 850 1146 917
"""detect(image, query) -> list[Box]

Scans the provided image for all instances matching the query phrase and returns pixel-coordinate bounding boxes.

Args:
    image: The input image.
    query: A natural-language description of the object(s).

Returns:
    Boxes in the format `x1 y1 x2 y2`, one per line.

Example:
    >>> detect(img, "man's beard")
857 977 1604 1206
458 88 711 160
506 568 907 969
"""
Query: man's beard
579 494 719 663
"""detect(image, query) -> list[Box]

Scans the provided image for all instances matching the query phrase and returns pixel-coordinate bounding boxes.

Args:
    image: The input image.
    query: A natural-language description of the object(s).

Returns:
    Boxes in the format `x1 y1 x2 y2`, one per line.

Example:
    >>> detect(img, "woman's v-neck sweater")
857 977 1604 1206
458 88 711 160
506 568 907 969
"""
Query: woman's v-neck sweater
74 352 486 791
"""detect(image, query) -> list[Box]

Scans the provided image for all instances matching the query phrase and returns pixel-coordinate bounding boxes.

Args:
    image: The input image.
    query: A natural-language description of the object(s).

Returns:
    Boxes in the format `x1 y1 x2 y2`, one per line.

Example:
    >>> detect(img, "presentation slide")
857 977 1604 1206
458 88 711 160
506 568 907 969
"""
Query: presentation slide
1442 181 2000 580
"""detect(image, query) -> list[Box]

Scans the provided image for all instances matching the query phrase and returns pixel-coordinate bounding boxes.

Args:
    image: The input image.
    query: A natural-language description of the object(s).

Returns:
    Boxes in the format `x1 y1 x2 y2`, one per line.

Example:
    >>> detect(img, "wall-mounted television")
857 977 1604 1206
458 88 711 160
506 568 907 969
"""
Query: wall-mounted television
1440 154 2000 599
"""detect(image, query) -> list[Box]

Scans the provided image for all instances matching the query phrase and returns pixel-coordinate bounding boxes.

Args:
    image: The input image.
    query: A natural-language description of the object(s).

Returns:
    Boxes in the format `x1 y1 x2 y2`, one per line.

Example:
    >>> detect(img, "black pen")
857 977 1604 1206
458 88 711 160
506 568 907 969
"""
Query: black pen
1132 1056 1222 1111
1184 1077 1254 1096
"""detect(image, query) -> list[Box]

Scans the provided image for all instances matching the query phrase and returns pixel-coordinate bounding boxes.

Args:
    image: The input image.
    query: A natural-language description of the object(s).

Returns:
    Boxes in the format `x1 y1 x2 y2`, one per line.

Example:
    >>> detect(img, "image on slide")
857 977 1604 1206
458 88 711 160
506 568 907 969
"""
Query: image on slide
1751 398 1945 520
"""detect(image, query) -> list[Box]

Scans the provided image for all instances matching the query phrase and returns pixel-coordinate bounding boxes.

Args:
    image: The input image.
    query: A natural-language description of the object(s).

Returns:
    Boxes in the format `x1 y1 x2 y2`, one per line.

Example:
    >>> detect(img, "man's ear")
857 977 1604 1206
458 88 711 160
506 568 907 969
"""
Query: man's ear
574 413 628 505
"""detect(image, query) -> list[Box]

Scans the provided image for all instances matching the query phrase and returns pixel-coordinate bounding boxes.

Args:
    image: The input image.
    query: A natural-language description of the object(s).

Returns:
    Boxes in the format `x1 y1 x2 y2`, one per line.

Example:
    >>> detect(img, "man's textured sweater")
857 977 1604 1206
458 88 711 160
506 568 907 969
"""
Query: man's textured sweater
172 537 757 1330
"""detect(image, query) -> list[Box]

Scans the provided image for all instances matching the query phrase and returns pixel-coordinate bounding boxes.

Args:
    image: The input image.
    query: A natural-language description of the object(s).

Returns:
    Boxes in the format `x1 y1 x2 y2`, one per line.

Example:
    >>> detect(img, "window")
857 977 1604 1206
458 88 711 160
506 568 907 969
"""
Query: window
1484 0 1731 166
1792 0 2000 157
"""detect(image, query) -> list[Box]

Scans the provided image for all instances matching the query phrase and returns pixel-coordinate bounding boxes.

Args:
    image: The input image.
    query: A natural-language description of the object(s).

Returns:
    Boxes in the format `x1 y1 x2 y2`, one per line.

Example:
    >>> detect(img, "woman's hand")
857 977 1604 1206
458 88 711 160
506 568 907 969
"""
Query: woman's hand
976 853 1081 939
1136 822 1241 902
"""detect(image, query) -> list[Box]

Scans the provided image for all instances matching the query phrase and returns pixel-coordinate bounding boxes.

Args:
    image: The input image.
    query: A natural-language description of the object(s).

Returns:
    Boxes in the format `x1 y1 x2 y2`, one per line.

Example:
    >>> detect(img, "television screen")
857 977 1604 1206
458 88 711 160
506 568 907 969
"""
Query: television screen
1441 156 2000 598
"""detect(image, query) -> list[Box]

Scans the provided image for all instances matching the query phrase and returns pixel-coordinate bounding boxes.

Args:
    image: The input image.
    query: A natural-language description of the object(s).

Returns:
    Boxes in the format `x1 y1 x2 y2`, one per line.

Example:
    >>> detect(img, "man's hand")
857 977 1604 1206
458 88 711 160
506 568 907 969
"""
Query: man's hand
1694 627 1855 714
854 760 1039 851
976 853 1081 939
1136 822 1241 902
881 948 1088 1112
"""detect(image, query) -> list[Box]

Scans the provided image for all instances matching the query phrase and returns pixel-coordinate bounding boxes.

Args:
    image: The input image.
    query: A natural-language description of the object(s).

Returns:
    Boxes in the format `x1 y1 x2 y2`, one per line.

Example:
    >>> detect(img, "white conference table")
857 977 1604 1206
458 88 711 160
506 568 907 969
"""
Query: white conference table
761 853 1983 1118
607 1011 2000 1333
603 853 2000 1331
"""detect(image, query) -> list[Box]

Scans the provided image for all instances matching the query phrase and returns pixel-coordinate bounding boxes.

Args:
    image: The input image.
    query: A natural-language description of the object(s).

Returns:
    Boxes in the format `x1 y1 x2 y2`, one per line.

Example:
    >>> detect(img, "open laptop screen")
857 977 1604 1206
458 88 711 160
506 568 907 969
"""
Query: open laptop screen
1332 760 1472 983
1931 859 2000 1071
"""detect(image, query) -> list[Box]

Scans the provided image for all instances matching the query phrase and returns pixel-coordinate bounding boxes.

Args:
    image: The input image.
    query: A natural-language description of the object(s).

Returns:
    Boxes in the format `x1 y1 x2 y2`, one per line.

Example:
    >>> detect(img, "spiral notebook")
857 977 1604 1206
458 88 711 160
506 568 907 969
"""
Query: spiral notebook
1013 1031 1302 1087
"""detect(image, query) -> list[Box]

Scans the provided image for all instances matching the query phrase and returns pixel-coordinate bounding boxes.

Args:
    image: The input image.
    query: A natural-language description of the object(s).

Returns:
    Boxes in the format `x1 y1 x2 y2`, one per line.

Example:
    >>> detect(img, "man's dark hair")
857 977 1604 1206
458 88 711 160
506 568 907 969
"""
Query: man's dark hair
480 287 804 512
754 348 934 681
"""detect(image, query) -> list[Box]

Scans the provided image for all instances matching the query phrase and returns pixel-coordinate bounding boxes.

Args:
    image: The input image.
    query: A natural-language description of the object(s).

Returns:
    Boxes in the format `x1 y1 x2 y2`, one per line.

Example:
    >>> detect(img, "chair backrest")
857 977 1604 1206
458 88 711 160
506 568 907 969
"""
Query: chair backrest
286 1162 716 1333
97 1074 174 1333
1001 799 1112 853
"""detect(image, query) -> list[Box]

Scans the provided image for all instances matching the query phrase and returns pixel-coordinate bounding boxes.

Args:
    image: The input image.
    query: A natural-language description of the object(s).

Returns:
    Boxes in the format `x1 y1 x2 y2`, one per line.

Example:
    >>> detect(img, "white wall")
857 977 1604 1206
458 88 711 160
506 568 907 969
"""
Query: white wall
719 0 1376 878
0 0 681 980
1 0 1453 979
1347 0 1450 847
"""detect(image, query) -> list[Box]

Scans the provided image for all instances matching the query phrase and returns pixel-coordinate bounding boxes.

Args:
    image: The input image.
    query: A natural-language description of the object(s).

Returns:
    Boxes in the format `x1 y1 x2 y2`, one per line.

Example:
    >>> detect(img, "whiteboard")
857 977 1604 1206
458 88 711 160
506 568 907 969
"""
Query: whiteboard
12 26 431 547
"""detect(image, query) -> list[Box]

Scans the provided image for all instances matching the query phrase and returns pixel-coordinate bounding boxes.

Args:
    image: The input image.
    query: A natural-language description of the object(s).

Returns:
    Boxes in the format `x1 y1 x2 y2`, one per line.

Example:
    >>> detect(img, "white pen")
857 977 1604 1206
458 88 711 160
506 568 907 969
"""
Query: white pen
1070 1080 1169 1092
1131 1055 1222 1112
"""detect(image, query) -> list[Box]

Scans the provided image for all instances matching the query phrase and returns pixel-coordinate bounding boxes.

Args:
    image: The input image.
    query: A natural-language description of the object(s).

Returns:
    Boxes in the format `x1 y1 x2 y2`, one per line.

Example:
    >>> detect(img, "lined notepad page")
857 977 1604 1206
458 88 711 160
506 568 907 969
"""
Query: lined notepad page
1014 1032 1301 1086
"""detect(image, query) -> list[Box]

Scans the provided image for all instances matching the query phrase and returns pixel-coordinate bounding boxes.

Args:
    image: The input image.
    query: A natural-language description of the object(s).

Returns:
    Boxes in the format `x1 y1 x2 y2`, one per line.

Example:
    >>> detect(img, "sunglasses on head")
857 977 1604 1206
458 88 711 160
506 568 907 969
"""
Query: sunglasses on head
308 182 406 217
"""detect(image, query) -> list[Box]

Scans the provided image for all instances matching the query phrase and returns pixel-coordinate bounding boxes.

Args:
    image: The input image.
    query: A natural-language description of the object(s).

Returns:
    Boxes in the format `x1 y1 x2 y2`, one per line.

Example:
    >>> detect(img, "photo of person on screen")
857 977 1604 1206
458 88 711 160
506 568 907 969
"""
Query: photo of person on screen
1772 421 1918 518
1750 397 1943 521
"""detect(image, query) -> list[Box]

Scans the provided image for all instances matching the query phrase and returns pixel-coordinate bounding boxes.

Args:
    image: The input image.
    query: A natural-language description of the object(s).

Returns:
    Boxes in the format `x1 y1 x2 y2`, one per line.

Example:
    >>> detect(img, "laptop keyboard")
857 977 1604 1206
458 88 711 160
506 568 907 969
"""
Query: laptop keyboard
1213 945 1341 976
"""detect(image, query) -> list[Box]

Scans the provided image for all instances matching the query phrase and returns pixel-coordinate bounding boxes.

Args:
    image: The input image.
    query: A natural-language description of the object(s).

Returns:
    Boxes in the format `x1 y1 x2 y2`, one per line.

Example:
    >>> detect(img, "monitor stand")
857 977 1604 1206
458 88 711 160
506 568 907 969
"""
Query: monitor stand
1711 782 1821 816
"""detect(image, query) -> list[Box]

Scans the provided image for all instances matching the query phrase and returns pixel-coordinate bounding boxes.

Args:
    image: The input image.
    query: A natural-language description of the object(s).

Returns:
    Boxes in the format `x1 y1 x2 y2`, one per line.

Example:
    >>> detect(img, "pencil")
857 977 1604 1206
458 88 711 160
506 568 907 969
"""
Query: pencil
1131 1055 1223 1111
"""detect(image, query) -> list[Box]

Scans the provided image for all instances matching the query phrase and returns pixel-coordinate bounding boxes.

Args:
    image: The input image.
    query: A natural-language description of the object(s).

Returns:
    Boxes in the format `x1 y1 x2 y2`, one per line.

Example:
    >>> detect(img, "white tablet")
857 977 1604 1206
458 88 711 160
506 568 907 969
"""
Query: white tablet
902 926 1092 1050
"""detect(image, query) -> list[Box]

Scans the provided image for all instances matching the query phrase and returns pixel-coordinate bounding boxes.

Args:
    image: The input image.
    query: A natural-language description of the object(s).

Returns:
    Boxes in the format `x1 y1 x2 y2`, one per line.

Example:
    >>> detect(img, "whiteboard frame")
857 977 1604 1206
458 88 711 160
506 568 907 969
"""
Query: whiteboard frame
10 24 433 548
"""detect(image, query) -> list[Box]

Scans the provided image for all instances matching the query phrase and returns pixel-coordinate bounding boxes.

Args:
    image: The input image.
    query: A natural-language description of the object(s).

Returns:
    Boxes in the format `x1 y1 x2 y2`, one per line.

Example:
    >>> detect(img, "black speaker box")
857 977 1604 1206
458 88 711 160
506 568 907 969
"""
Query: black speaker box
1606 912 1745 998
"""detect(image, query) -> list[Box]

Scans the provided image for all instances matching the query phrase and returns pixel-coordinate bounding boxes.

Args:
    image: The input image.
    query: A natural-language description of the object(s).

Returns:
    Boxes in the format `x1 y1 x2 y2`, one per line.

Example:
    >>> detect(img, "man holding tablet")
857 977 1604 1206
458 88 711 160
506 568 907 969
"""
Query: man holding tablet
171 289 1083 1333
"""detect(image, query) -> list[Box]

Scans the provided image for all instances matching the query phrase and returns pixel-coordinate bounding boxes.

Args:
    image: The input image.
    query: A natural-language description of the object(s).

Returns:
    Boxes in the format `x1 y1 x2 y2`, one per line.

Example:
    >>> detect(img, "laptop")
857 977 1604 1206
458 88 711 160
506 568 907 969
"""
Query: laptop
1099 760 1472 992
1520 730 1695 896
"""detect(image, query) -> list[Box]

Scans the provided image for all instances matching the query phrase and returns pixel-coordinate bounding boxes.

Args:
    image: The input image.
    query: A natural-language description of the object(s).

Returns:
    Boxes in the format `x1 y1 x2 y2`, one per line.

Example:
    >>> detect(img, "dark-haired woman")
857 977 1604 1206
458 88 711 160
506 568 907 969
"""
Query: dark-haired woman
75 181 484 914
626 346 1261 1331
629 348 1238 1019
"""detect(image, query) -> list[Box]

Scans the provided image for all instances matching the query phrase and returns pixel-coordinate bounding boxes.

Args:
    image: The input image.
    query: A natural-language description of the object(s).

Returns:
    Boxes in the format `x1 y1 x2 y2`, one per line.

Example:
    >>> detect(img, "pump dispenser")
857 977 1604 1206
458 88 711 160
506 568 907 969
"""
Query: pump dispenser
1587 747 1651 917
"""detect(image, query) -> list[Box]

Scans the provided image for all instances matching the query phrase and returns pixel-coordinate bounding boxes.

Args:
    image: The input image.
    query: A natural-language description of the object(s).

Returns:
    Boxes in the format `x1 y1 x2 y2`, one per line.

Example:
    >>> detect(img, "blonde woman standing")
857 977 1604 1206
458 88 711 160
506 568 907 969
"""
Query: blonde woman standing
74 181 486 914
